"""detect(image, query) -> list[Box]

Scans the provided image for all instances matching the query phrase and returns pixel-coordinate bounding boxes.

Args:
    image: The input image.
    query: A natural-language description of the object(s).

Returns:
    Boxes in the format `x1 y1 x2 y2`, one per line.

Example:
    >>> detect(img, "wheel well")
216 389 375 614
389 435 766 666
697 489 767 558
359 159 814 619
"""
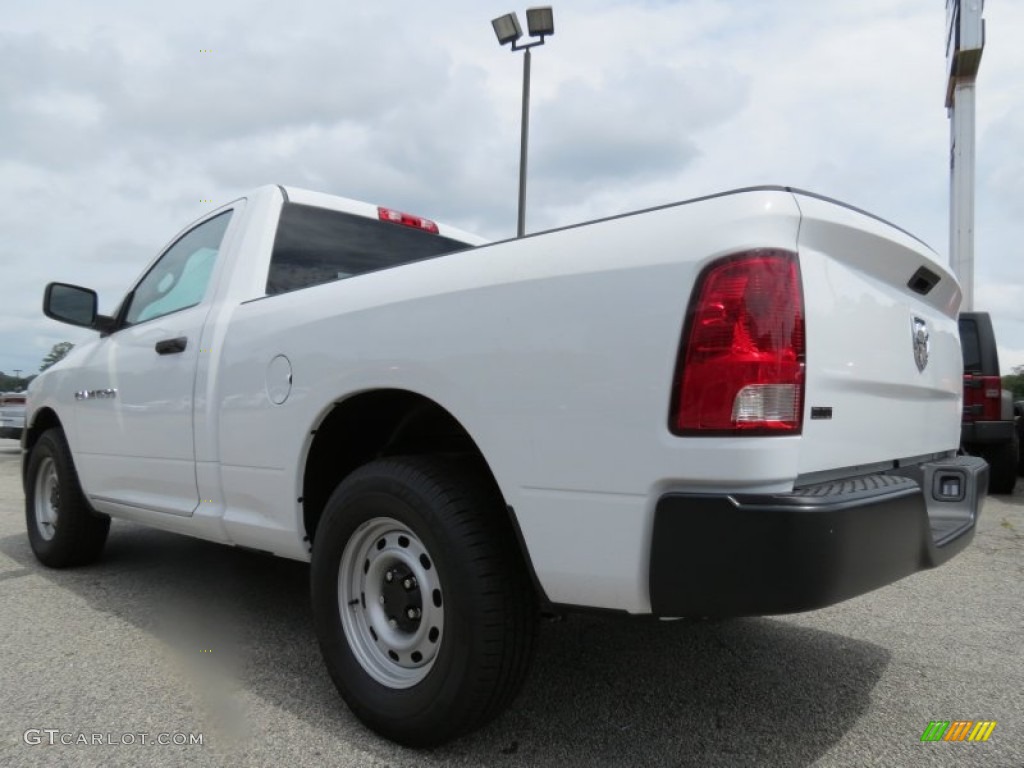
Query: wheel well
22 408 63 488
24 407 62 453
303 391 485 543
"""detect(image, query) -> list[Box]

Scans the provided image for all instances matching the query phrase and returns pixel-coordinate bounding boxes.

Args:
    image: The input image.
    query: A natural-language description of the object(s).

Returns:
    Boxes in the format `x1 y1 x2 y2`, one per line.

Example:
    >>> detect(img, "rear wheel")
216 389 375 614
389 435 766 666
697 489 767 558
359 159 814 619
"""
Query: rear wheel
25 428 110 567
983 436 1019 495
310 456 537 747
1017 421 1024 477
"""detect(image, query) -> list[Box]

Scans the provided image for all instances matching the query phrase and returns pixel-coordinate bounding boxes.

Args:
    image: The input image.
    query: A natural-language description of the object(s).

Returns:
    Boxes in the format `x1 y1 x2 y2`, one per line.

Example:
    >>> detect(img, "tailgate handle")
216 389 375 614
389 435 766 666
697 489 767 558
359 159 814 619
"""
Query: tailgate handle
155 337 188 355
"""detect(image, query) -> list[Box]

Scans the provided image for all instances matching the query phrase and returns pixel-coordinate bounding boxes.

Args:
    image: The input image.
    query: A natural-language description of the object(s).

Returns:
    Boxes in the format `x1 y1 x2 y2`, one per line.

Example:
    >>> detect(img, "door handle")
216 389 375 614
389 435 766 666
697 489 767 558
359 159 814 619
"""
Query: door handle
155 337 188 355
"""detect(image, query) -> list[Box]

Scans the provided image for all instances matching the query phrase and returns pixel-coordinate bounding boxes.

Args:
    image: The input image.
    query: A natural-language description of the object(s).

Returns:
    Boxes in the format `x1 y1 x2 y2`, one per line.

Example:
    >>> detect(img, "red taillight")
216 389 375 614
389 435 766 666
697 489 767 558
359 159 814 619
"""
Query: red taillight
377 206 440 234
670 250 805 435
962 374 1002 422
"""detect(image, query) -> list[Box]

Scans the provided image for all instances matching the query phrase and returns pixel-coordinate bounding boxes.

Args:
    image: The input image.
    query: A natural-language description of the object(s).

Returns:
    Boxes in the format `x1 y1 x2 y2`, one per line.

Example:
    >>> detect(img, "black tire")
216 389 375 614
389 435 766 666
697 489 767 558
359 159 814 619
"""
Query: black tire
25 428 110 567
310 456 537 747
983 437 1018 495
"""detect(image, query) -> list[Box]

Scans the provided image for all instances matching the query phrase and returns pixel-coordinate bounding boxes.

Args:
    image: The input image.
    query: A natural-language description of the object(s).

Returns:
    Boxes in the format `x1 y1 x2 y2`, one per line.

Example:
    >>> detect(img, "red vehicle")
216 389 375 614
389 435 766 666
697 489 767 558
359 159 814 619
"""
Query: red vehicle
958 312 1019 493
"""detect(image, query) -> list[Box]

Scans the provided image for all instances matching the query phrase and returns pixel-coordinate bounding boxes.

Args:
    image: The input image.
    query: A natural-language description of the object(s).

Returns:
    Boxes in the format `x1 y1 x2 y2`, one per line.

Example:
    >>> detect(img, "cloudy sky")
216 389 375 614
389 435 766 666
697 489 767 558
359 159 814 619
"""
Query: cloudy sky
1 0 1022 377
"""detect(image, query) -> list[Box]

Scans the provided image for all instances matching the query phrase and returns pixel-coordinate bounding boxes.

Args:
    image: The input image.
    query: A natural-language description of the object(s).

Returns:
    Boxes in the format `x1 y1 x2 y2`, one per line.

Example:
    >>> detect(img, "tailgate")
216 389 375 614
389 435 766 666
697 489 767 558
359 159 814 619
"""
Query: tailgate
793 193 962 475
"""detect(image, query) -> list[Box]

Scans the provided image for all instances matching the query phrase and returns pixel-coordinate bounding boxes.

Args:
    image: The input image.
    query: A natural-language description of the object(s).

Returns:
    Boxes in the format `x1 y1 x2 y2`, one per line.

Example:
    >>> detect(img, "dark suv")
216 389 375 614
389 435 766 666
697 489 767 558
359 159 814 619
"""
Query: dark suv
959 311 1019 494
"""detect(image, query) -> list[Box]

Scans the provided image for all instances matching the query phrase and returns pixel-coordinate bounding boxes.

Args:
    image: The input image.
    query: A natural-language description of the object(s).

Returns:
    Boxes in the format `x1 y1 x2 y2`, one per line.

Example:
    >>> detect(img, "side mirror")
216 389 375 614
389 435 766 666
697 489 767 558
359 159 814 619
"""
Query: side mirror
43 283 114 332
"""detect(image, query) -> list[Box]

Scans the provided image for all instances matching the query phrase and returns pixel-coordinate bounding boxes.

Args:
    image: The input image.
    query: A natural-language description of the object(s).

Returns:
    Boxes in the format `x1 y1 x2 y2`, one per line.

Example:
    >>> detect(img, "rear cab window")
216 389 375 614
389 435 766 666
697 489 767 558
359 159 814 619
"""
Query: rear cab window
267 203 474 296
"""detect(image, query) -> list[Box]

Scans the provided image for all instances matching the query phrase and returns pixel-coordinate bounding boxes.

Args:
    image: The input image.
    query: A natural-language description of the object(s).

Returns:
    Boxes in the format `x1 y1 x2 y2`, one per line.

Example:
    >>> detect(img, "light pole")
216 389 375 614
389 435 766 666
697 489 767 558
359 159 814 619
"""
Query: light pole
945 0 985 311
491 7 554 238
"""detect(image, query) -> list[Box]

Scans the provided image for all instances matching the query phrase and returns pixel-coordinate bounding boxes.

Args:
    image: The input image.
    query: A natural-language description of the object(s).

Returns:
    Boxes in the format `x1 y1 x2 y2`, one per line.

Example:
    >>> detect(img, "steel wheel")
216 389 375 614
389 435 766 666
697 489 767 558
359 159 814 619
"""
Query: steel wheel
311 456 537 746
33 456 60 541
338 516 445 688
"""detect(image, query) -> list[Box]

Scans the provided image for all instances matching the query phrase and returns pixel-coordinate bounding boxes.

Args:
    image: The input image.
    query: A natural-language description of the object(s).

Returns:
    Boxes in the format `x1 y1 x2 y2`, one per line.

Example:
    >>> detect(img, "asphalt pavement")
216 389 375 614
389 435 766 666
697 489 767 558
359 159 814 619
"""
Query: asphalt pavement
0 437 1021 767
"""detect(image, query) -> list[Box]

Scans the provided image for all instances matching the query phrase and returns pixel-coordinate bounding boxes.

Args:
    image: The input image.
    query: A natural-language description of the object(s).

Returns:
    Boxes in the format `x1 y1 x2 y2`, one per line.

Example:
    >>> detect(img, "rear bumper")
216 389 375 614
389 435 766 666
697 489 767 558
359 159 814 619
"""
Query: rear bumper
961 420 1016 446
649 456 987 617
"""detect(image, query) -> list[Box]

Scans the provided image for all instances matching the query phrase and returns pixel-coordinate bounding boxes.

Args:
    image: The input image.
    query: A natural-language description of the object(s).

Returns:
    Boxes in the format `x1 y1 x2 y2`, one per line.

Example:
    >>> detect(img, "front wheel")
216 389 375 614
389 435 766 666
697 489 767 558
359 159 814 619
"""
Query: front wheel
310 456 537 747
25 428 110 567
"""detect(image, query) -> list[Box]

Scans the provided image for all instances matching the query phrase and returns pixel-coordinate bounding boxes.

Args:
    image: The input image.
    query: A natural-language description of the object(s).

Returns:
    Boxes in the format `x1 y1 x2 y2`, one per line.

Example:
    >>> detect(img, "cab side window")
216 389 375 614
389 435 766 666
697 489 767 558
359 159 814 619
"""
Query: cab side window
124 211 233 325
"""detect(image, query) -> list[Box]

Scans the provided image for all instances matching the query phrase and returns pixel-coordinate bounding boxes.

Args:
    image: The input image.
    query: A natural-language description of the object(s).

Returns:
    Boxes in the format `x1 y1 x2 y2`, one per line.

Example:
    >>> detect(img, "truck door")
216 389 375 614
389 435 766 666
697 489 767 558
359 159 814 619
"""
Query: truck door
72 210 235 517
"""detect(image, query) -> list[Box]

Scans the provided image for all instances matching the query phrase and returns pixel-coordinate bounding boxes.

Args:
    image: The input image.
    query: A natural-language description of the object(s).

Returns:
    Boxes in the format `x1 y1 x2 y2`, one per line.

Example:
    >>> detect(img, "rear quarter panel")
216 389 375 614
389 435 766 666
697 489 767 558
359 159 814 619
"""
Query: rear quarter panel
215 190 803 610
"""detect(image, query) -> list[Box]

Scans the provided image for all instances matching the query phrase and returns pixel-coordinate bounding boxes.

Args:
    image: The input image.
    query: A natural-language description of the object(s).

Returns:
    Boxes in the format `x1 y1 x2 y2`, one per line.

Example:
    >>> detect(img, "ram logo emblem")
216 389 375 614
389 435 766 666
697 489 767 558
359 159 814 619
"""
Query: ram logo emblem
912 316 930 373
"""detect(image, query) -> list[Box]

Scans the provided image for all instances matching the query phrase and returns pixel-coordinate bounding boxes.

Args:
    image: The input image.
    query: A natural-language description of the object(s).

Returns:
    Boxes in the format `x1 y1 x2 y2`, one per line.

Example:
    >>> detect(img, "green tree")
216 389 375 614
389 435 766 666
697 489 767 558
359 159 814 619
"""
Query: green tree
40 342 75 372
0 372 34 391
2 373 19 391
1002 364 1024 400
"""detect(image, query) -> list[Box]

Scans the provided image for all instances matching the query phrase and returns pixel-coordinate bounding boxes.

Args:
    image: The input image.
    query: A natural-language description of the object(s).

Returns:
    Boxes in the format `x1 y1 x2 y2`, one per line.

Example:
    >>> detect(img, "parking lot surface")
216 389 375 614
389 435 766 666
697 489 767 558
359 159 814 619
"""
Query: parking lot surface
0 437 1021 767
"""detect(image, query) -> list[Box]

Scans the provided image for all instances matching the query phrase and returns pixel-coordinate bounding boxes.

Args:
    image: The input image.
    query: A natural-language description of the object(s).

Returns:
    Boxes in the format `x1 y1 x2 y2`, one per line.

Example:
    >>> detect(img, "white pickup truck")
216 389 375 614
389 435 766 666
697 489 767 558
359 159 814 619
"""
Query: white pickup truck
24 184 987 746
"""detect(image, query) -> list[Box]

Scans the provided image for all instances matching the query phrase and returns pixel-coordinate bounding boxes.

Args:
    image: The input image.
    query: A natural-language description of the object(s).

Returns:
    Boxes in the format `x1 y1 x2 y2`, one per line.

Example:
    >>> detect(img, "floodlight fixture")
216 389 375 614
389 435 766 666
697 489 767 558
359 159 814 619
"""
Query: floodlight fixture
492 13 523 46
526 7 554 38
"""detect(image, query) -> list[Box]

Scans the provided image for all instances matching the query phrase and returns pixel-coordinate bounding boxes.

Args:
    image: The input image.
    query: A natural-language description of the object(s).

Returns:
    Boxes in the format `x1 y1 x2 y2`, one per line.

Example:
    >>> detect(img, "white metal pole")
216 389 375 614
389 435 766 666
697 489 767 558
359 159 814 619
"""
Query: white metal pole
945 0 984 312
517 47 531 239
949 80 977 311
